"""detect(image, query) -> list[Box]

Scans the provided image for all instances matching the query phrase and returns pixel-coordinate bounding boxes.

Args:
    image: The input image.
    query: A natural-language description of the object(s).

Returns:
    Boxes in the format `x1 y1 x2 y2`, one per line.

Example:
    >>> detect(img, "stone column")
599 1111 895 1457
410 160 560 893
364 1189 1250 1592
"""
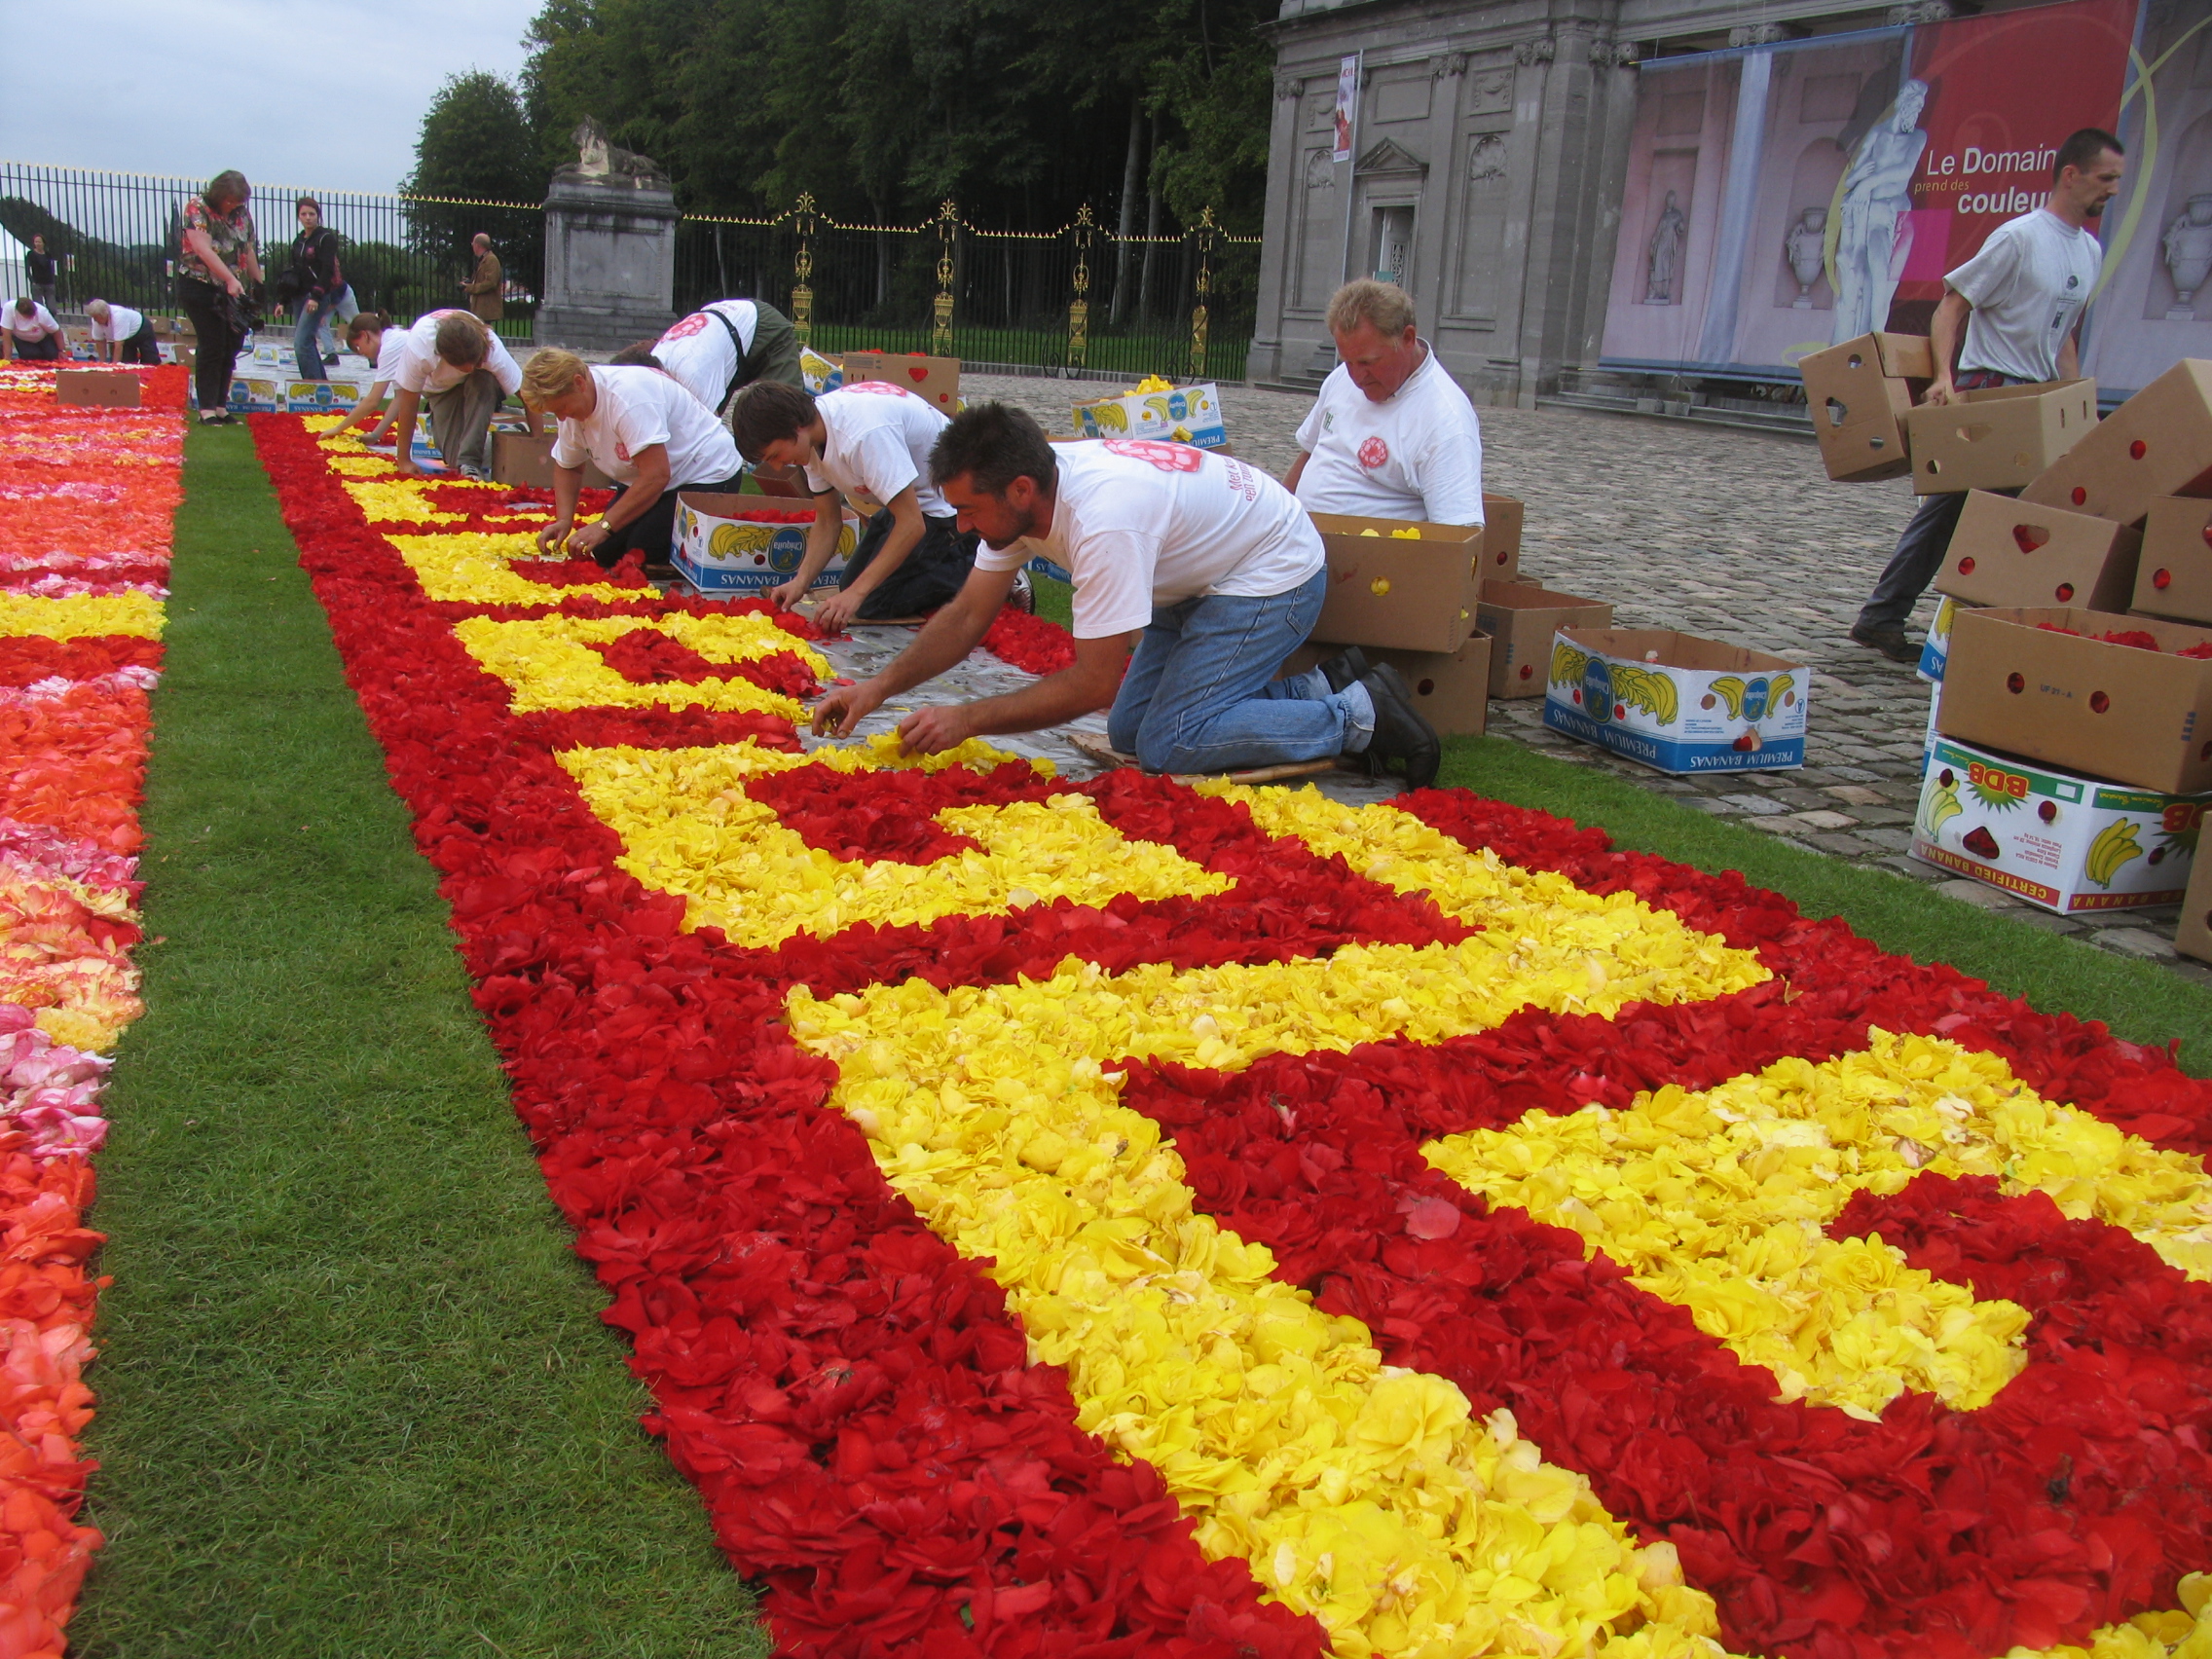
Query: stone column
535 122 681 350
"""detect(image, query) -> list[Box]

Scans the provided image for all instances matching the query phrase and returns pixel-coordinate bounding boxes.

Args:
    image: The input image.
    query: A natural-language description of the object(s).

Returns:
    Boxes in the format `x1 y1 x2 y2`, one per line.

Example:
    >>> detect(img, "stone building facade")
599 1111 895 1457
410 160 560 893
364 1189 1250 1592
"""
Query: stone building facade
1248 0 2047 405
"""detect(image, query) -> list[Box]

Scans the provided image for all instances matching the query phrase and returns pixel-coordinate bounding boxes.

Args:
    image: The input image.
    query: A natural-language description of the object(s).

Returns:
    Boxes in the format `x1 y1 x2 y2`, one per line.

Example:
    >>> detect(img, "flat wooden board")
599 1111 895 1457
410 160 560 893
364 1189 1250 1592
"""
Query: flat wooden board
1066 729 1339 785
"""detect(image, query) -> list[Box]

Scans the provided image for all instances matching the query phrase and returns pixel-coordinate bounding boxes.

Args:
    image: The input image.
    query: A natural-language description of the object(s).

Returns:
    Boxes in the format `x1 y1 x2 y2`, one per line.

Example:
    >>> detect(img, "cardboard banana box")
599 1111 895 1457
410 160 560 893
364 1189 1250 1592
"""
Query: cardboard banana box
1542 627 1809 773
1913 735 2210 914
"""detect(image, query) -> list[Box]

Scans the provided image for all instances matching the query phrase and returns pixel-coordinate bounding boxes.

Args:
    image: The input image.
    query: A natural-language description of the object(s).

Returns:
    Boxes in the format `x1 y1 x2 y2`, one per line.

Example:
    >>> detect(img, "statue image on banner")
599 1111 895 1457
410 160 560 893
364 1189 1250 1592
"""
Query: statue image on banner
1644 192 1687 303
2163 193 2212 320
1830 79 1929 342
1786 207 1829 308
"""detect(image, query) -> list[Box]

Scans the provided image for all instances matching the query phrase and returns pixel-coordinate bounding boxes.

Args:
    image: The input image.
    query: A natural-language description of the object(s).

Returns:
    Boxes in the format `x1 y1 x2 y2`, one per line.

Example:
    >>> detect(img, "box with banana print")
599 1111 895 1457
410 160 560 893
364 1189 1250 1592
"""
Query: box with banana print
1071 380 1227 450
1542 627 1809 773
1913 735 2211 913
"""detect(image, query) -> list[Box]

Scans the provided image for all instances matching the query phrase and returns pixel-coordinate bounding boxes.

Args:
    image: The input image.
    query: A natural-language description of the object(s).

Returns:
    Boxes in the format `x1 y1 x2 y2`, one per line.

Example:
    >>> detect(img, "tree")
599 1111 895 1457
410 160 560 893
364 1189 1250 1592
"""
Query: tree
404 70 542 204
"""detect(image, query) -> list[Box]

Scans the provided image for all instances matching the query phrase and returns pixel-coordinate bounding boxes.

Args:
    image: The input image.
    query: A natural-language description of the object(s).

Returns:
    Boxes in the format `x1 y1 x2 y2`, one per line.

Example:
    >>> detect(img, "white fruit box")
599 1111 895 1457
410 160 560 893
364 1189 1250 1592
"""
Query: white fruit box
1072 384 1227 450
673 493 858 596
1542 627 1810 773
1911 734 2211 913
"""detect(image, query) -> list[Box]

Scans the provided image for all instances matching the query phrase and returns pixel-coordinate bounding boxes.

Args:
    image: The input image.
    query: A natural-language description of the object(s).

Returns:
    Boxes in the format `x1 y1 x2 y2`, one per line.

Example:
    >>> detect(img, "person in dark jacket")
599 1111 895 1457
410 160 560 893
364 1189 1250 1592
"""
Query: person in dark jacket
286 197 350 382
23 237 57 309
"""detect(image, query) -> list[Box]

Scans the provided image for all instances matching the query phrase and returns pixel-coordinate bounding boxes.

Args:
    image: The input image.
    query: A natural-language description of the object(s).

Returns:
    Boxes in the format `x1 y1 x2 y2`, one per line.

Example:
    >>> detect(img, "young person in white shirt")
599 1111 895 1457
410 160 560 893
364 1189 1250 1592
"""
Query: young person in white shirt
325 313 411 445
621 298 805 417
812 405 1442 786
519 350 746 577
2 299 66 363
1285 279 1486 527
85 300 160 364
386 310 524 481
730 379 984 633
1851 128 2124 662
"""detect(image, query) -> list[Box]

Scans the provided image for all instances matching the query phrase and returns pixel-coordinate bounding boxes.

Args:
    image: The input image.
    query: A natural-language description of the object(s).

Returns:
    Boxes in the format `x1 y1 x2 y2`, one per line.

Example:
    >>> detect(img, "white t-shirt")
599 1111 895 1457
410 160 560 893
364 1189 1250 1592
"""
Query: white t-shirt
652 300 759 410
1293 345 1486 525
88 305 144 343
976 439 1324 639
372 329 411 386
804 383 954 519
5 305 60 342
391 311 522 396
1947 209 2104 384
549 365 740 490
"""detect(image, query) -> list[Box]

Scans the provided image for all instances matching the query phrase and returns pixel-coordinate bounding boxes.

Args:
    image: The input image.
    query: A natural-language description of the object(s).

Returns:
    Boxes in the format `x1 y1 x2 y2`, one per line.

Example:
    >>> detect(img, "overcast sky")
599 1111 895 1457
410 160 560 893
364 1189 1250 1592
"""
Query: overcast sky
0 0 541 196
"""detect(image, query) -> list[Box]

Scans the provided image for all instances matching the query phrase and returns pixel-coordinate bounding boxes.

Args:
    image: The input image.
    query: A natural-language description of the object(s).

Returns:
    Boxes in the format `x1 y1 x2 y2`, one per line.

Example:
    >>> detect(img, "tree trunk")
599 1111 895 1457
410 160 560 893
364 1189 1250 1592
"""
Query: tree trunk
1110 93 1143 326
1139 113 1162 320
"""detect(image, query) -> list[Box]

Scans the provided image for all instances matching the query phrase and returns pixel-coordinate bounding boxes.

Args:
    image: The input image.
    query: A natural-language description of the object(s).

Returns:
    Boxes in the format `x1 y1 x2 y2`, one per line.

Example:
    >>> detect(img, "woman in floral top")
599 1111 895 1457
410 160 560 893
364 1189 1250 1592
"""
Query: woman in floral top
178 169 263 424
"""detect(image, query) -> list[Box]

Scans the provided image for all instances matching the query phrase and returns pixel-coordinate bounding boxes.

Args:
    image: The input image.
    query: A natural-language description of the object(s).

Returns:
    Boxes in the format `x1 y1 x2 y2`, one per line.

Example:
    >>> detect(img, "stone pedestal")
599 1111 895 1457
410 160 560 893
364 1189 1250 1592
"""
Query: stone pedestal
535 174 679 350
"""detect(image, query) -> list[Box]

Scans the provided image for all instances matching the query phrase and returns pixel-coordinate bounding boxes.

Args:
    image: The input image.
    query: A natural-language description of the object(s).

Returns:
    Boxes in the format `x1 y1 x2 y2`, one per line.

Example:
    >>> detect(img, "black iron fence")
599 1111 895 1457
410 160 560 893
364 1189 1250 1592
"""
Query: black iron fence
675 199 1262 381
2 163 1259 379
0 162 540 339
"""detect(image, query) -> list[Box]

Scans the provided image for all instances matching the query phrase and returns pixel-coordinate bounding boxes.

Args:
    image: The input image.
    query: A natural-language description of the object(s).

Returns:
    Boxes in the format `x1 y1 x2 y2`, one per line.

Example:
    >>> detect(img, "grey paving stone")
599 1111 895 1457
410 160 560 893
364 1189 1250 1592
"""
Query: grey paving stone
2006 911 2086 936
2093 928 2179 961
1792 810 1861 830
1807 832 1881 857
1717 793 1790 816
1935 878 2026 912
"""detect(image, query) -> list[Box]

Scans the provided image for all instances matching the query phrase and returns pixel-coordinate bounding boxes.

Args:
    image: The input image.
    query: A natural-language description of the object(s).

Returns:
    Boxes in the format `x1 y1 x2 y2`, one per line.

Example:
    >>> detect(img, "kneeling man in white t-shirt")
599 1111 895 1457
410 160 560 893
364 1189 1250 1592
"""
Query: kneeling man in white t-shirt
1285 279 1485 527
520 350 746 575
813 405 1442 785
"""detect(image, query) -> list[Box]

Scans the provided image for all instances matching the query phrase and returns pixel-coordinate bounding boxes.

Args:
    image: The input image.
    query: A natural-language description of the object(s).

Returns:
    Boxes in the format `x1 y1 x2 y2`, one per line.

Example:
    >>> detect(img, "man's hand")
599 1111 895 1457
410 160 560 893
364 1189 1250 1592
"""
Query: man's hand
811 679 886 739
1922 377 1956 407
567 521 610 557
895 704 974 756
811 586 866 634
366 422 396 445
765 576 808 612
535 518 574 556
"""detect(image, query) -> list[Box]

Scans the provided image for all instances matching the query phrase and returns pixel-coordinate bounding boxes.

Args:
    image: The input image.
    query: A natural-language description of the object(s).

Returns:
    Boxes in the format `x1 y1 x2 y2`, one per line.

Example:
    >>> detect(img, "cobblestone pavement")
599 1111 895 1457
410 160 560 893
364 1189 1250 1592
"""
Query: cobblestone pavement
950 372 2208 988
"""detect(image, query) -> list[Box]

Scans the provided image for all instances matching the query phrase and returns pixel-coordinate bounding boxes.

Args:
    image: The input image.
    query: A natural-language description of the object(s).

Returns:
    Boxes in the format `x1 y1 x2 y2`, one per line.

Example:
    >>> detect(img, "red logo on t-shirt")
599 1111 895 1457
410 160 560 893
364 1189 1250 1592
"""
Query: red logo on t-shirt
843 382 911 396
660 314 710 342
614 442 632 463
1357 436 1390 470
1104 439 1203 472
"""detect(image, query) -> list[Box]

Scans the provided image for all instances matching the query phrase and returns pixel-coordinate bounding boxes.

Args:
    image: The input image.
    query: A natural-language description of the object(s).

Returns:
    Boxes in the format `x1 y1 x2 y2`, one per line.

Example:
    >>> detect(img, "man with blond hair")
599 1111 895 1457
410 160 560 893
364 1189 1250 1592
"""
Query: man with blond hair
1284 279 1486 528
386 309 523 479
86 299 161 364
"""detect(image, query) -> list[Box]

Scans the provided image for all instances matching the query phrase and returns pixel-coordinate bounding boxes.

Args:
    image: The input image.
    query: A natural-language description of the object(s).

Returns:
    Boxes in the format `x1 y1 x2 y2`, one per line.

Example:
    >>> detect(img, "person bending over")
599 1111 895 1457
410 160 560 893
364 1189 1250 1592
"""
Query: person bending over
813 405 1441 786
731 378 982 633
644 298 805 420
1285 278 1485 527
1849 128 2125 662
385 310 523 480
325 313 408 443
520 350 747 579
86 300 160 365
3 298 67 362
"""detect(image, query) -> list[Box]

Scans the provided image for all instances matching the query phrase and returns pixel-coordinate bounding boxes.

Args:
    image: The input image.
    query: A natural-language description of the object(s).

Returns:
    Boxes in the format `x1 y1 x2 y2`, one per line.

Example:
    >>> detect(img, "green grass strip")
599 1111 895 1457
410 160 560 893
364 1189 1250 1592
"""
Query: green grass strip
76 425 766 1659
1437 735 2212 1075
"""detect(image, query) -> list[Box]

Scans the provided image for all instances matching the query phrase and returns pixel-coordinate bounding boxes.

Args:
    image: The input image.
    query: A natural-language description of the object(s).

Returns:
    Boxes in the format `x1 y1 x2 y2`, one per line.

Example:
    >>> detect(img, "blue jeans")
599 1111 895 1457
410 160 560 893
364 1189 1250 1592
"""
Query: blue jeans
1107 567 1366 773
291 286 355 379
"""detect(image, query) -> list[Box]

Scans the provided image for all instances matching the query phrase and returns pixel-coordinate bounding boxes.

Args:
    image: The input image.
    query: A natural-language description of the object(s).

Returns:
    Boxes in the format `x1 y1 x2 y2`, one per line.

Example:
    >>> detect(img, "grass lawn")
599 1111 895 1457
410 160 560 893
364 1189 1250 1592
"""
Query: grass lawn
1028 571 2212 1073
75 424 766 1658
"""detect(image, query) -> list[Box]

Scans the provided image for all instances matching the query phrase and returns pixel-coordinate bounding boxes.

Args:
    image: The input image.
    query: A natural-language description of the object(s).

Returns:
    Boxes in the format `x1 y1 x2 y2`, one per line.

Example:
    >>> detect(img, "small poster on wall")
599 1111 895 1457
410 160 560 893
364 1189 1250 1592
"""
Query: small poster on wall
1597 0 2212 398
1333 55 1358 165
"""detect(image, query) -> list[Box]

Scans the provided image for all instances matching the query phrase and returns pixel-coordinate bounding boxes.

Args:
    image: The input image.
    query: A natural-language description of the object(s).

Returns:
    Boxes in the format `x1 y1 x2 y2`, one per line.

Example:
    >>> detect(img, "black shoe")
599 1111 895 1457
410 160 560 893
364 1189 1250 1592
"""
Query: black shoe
1312 644 1370 693
1355 664 1441 791
643 563 679 584
1850 622 1917 664
323 354 340 366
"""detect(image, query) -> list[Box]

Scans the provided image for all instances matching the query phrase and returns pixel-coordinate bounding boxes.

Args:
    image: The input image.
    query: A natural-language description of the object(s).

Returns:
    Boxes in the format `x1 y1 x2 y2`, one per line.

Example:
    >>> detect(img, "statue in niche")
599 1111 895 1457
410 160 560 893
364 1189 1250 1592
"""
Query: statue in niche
555 116 670 188
1831 78 1929 342
1785 206 1828 307
2163 193 2212 319
1644 191 1686 303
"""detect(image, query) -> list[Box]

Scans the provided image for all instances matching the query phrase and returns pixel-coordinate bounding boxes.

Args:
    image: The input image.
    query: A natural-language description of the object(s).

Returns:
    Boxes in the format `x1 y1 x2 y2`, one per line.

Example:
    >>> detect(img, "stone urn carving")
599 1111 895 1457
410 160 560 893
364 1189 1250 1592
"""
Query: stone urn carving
1644 191 1685 304
2163 193 2212 320
1785 206 1827 308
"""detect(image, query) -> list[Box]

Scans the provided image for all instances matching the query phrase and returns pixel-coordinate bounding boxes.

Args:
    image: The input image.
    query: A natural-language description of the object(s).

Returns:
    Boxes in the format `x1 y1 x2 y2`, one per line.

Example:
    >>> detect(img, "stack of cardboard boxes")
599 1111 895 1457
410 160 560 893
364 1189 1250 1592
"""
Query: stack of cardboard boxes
1884 358 2212 938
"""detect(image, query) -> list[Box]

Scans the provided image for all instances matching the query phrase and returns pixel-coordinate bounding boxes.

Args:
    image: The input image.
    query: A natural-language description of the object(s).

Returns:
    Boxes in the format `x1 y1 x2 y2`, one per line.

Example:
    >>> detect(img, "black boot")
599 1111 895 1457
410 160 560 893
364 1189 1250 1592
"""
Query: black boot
1311 645 1370 692
1355 664 1441 791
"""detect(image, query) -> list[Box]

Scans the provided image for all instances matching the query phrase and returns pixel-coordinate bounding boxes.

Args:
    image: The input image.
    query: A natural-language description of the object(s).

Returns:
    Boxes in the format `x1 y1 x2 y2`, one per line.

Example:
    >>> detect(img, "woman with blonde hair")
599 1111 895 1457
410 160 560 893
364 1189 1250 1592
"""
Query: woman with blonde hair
522 350 744 578
178 169 263 424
